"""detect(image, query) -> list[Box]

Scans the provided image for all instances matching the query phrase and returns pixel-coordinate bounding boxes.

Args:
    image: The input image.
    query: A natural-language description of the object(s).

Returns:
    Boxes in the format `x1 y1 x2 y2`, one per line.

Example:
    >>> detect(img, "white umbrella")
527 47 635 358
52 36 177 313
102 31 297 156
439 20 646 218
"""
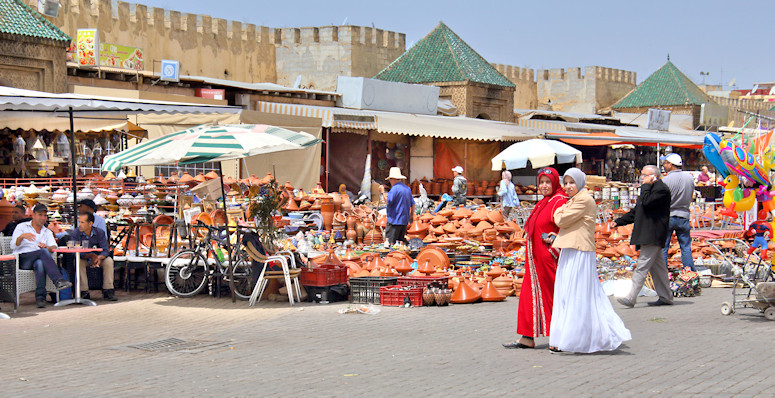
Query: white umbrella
491 139 582 170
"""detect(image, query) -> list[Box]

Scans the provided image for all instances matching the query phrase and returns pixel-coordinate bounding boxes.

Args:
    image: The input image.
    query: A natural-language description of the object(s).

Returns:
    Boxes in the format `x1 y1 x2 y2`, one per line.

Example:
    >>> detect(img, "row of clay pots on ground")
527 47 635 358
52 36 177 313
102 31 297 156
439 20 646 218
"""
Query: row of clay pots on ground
409 179 500 196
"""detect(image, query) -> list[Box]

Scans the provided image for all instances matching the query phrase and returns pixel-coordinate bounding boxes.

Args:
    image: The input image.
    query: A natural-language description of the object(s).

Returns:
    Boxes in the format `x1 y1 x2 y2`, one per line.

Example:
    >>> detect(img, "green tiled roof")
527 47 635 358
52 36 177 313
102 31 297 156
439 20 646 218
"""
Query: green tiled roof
0 0 70 42
613 61 713 109
375 22 515 88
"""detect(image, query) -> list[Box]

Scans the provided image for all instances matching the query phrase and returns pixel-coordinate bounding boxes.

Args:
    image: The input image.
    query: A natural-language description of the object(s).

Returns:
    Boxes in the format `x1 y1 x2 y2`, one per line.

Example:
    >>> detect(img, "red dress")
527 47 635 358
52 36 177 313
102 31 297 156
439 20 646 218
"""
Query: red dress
517 168 568 338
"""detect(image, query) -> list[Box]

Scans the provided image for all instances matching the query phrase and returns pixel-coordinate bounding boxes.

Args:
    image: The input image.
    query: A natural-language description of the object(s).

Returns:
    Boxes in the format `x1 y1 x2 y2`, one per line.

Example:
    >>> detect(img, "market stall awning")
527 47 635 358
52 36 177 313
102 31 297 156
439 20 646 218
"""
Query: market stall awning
0 113 146 136
0 86 241 115
376 113 539 141
257 101 377 129
546 129 704 148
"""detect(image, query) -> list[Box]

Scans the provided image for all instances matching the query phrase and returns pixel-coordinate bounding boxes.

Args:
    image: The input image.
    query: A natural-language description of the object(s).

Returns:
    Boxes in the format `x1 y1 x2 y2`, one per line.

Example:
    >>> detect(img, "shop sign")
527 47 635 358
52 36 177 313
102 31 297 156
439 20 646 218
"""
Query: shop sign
76 29 99 67
100 43 144 70
647 108 671 131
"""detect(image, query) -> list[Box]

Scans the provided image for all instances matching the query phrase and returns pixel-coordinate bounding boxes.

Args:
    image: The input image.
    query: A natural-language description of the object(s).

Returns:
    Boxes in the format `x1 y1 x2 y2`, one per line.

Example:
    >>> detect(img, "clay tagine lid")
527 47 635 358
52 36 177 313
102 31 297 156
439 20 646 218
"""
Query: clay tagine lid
430 214 448 225
419 212 434 223
417 259 436 275
204 171 220 180
481 279 506 302
179 172 194 184
321 249 344 267
450 278 481 304
194 173 207 183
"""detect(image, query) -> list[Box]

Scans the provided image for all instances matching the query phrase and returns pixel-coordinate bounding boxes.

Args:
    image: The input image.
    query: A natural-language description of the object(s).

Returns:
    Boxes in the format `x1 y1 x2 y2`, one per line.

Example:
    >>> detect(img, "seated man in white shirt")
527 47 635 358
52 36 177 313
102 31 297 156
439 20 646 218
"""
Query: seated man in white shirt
11 204 72 308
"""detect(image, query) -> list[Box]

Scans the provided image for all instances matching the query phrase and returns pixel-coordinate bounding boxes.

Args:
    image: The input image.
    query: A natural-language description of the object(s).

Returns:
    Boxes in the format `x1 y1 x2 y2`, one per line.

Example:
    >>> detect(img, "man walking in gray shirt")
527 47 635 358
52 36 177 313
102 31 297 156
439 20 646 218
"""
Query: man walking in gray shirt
660 153 696 271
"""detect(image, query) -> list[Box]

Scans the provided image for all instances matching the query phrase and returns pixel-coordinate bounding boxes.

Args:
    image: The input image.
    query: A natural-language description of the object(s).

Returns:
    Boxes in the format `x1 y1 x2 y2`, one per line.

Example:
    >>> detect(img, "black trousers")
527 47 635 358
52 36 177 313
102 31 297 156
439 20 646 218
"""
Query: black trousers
385 224 408 244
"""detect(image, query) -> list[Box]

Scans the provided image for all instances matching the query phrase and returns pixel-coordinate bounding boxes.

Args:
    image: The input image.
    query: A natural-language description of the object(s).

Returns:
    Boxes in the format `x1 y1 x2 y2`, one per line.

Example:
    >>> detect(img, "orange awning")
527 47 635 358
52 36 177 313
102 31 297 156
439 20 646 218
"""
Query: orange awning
546 131 703 149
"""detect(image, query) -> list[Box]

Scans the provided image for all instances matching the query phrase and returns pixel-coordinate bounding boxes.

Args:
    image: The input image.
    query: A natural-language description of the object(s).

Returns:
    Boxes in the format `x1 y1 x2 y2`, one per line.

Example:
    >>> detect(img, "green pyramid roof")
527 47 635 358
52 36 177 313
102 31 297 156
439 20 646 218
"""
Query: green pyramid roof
613 60 714 109
0 0 70 43
374 22 515 88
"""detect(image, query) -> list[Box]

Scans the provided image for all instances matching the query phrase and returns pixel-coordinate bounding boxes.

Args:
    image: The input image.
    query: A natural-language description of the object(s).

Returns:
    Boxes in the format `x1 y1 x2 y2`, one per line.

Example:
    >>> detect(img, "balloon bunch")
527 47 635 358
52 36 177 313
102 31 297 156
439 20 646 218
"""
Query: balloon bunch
703 132 775 219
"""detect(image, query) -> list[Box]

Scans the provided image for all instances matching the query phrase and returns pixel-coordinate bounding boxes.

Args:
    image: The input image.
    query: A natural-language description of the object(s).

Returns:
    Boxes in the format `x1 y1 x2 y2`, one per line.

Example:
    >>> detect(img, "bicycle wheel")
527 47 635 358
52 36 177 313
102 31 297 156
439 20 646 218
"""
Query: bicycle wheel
227 250 254 301
165 249 209 297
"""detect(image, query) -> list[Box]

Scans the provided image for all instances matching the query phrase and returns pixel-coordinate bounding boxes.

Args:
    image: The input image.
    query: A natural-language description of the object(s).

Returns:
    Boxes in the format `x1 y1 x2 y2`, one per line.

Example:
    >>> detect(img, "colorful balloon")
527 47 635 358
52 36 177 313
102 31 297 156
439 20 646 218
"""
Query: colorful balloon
702 133 729 178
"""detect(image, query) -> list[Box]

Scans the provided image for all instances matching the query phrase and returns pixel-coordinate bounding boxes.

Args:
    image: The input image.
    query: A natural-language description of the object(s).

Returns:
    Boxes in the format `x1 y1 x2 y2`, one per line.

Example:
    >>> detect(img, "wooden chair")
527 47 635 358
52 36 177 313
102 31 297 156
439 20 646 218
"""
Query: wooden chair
244 241 301 306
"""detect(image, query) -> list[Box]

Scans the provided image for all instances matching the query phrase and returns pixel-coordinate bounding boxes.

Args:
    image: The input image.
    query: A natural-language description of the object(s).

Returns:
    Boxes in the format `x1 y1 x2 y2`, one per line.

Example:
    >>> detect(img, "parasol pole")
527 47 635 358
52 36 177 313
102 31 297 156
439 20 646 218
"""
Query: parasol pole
218 161 235 303
69 107 79 229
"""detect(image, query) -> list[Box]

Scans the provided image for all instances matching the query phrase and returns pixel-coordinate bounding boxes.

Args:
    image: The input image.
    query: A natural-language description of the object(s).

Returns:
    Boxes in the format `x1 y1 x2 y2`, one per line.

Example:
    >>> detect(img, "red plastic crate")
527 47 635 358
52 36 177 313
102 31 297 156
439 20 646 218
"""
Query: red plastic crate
300 265 348 287
379 285 423 307
397 275 449 289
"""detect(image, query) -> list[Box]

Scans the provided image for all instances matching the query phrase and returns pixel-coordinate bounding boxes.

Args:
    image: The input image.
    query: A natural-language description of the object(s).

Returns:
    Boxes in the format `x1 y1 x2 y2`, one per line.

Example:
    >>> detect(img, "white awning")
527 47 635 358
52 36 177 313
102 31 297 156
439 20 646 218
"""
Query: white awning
376 113 539 141
0 112 143 134
257 101 376 129
0 87 241 115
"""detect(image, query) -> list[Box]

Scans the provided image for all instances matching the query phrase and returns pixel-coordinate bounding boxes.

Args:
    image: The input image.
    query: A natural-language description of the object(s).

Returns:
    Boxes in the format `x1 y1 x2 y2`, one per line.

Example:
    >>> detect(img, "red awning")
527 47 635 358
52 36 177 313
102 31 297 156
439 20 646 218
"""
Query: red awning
546 131 703 149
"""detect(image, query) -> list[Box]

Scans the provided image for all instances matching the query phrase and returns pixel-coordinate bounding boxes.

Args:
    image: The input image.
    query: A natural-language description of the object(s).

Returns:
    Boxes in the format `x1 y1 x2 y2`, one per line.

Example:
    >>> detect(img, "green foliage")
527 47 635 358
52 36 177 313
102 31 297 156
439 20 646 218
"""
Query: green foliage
247 180 287 252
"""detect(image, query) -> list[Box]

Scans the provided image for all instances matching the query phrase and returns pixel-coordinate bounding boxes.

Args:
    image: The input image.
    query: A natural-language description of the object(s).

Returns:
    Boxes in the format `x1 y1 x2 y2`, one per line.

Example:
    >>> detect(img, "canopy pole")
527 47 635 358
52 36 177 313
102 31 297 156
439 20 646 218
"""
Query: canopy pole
218 161 236 303
69 107 79 229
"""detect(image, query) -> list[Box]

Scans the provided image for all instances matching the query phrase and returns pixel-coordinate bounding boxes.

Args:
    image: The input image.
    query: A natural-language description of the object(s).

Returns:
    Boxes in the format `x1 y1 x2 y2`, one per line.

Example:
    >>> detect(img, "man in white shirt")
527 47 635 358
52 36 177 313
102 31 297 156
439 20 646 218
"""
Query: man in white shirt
11 204 72 308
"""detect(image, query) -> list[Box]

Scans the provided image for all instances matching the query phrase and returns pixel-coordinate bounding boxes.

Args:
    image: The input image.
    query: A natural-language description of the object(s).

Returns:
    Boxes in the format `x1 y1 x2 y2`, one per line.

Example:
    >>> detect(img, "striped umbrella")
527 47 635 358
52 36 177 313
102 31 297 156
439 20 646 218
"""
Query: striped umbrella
102 124 321 172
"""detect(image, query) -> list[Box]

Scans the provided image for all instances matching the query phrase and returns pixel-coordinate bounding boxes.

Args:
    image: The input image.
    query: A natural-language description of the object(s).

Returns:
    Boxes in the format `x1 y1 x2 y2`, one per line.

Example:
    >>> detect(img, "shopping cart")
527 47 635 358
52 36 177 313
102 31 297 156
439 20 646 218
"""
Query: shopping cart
706 238 775 320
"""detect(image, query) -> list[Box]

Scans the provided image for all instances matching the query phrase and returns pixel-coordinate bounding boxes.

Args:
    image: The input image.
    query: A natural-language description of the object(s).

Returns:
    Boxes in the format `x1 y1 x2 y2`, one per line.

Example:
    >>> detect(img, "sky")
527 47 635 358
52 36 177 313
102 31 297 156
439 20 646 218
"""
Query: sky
128 0 773 89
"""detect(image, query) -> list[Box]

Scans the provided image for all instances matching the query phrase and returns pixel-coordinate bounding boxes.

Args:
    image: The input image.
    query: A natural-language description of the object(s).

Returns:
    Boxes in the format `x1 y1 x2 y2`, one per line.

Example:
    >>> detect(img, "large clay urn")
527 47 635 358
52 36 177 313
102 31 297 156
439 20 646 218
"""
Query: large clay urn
0 198 13 231
346 213 358 230
319 196 335 230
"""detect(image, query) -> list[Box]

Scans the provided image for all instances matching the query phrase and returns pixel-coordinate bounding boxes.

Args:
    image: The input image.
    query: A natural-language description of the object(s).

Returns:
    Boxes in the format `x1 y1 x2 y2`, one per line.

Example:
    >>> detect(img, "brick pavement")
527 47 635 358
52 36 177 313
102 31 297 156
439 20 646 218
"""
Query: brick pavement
1 287 774 397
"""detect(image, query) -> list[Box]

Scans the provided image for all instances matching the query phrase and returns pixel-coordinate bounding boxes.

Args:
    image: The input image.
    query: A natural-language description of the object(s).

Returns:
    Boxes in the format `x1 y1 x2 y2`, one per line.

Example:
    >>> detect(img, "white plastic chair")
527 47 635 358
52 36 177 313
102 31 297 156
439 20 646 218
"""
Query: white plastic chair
246 243 301 306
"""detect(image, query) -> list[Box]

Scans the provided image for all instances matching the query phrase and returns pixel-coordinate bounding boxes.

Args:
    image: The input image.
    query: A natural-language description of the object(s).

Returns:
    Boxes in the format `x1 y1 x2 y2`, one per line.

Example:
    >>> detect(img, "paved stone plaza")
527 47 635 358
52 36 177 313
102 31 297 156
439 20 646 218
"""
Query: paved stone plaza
1 287 773 397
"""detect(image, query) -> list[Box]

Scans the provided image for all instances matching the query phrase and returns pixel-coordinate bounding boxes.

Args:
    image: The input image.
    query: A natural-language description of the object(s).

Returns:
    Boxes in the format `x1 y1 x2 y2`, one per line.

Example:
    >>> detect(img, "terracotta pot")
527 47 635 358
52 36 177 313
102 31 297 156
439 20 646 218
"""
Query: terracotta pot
341 194 353 212
320 196 335 230
452 206 473 220
376 214 387 228
330 192 342 212
481 279 506 302
346 229 357 241
470 205 489 223
346 214 358 230
487 210 504 224
417 259 436 274
419 212 434 223
430 214 448 225
450 279 481 304
438 208 455 218
394 258 414 275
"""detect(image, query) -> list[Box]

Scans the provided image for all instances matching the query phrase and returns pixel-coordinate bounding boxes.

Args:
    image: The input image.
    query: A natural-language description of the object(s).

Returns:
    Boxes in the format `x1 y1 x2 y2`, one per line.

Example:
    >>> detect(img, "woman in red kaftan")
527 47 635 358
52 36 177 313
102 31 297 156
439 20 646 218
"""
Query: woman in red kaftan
503 167 567 349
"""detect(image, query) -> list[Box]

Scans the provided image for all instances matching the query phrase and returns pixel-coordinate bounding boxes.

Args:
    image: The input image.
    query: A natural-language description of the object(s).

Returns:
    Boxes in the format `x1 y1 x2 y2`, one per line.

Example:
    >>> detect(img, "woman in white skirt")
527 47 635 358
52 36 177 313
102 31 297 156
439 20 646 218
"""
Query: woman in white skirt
549 168 631 353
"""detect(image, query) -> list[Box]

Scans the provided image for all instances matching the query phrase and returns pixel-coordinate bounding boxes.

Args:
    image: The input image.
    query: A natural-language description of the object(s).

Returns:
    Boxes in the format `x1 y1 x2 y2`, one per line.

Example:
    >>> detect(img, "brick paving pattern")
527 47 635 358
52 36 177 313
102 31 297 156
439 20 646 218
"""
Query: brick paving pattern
1 287 773 397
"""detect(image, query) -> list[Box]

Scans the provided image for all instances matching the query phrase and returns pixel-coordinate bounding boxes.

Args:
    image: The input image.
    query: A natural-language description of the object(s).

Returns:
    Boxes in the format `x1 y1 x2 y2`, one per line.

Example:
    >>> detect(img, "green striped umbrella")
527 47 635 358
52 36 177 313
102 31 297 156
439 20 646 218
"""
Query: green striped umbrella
102 124 321 172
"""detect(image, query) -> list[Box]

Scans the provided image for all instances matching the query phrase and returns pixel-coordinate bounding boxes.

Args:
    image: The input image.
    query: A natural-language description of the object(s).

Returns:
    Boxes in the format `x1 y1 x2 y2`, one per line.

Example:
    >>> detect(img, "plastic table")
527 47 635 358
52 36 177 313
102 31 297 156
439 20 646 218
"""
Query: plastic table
52 247 102 307
0 254 12 318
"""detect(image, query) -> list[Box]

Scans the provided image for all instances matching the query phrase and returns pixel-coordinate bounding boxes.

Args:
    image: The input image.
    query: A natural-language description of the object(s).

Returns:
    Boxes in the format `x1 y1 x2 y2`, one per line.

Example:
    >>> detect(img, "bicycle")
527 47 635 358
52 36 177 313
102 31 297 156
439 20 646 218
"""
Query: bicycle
164 223 253 300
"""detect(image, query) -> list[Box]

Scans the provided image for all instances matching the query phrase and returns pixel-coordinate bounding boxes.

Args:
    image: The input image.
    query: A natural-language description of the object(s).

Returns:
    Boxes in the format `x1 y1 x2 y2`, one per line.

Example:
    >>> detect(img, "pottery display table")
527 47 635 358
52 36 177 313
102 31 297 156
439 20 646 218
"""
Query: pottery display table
53 247 102 307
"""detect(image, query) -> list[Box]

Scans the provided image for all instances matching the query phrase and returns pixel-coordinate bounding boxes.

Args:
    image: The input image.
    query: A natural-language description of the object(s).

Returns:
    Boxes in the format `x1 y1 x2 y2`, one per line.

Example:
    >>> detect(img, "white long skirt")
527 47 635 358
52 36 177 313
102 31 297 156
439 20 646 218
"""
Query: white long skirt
550 248 632 353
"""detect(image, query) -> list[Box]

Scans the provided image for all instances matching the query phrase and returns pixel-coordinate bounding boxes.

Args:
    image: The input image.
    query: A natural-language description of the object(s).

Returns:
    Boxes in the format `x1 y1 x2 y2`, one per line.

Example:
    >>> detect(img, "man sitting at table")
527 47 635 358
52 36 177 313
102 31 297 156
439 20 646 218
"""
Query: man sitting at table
11 204 72 308
65 212 117 301
2 205 30 236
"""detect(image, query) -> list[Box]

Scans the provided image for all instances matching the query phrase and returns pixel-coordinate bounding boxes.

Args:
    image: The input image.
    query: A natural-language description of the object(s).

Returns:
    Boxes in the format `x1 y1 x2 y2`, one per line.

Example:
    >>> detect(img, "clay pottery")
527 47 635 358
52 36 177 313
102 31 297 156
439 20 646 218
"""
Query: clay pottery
321 249 344 267
452 206 472 220
312 182 325 195
319 196 335 230
470 206 489 223
394 258 414 275
407 220 429 238
346 213 358 230
431 225 445 235
356 223 366 240
341 194 353 212
442 223 457 234
364 255 385 272
434 291 452 306
419 212 434 223
494 223 515 234
346 229 357 241
475 220 493 232
357 269 371 277
210 209 226 226
284 197 299 211
342 246 359 262
423 288 436 306
450 279 481 304
486 265 504 279
179 172 196 187
364 228 383 245
310 199 322 211
492 275 513 289
299 200 312 211
430 214 448 225
416 246 450 269
330 192 343 212
204 171 220 180
601 247 618 258
344 261 362 278
333 211 347 226
487 210 505 224
417 259 436 275
481 279 506 302
376 214 387 228
438 208 455 218
422 232 438 243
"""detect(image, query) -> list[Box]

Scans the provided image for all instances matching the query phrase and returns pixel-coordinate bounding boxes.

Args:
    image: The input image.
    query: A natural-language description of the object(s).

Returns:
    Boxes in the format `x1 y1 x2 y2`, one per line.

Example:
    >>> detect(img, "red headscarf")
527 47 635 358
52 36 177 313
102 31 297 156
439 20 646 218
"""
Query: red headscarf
524 167 567 235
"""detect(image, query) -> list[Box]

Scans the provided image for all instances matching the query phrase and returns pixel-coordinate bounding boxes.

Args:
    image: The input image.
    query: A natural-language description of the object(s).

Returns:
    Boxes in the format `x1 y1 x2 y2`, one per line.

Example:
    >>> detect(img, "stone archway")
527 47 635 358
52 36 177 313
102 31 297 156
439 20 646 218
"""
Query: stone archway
476 113 491 120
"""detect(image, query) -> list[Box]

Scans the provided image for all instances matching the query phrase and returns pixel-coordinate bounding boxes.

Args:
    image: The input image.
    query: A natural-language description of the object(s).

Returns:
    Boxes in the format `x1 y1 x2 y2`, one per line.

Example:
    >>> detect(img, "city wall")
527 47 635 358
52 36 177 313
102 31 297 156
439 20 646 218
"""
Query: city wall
27 0 404 90
274 26 405 91
537 66 636 113
492 64 537 109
